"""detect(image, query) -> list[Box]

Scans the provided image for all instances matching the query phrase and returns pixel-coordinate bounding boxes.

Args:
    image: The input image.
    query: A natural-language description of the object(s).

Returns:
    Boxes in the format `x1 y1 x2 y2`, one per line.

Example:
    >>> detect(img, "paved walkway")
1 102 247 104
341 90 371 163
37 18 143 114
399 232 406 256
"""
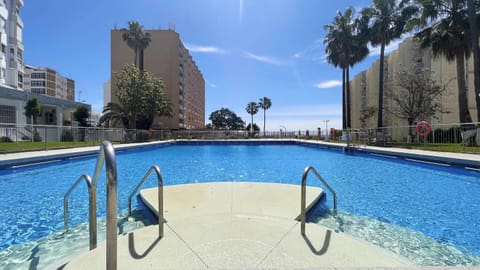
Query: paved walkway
63 182 410 269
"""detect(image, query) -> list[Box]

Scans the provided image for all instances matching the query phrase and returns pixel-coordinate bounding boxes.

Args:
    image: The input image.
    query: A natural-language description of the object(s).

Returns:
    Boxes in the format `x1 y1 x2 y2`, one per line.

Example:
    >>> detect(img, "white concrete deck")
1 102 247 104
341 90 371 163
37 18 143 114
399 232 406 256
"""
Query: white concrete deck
63 182 410 269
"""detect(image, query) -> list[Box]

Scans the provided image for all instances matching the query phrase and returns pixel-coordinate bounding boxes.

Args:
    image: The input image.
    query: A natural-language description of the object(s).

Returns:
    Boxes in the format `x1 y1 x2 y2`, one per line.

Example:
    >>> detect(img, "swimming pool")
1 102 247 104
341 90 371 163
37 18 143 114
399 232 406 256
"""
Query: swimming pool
0 141 479 266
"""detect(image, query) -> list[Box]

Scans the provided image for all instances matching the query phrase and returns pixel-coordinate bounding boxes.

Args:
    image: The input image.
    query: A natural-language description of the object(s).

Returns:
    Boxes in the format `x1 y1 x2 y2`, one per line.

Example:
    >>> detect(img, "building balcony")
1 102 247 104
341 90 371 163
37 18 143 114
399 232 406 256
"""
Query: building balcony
0 6 7 21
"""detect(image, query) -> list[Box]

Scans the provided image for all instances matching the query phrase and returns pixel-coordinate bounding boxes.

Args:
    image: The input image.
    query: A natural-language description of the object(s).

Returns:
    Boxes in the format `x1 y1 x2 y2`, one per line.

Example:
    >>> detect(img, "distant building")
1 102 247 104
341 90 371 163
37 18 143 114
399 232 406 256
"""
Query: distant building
350 37 479 139
24 65 75 101
110 28 205 129
0 0 24 89
103 79 110 108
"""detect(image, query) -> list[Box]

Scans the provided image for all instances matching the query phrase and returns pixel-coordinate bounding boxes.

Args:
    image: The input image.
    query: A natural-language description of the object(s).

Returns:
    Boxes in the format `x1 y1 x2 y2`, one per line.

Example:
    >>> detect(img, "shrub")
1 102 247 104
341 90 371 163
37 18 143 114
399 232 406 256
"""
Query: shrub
136 130 150 142
0 136 13 143
61 130 74 142
33 129 42 142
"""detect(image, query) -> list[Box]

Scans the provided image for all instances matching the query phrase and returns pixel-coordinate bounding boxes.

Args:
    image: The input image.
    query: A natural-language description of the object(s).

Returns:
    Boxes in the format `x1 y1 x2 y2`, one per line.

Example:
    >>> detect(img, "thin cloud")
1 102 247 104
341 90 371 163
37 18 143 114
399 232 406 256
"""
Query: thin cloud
243 51 285 66
368 38 405 57
239 0 243 24
313 80 342 89
292 39 325 62
185 43 228 54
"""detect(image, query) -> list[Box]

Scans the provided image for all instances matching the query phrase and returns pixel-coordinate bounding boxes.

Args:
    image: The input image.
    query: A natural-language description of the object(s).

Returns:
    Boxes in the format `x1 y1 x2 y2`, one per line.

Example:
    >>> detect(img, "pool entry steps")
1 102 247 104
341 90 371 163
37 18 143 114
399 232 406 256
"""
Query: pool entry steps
61 141 410 269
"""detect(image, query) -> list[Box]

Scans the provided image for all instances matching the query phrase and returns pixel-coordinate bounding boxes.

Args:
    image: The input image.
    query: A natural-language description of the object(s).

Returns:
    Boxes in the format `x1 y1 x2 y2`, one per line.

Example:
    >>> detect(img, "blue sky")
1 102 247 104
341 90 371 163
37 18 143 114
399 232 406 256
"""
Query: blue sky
21 0 404 131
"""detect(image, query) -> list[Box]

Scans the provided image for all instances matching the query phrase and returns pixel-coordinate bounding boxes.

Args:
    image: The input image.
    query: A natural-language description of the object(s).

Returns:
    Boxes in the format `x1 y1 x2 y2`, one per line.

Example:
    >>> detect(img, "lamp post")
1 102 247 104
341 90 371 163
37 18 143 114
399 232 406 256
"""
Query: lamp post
323 120 329 139
280 125 286 137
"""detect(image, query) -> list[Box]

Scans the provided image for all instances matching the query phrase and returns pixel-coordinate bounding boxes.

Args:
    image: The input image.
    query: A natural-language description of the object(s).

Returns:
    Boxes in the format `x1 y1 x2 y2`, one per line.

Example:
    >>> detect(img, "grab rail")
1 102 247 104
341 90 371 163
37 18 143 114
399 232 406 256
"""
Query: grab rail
300 166 337 236
127 165 164 238
63 174 97 250
62 141 118 270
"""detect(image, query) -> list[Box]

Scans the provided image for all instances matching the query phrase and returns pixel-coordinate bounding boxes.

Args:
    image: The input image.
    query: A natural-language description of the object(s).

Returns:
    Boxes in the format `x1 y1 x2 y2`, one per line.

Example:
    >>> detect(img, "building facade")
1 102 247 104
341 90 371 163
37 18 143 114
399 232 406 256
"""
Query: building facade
0 0 24 89
24 65 75 101
110 29 205 129
350 38 479 139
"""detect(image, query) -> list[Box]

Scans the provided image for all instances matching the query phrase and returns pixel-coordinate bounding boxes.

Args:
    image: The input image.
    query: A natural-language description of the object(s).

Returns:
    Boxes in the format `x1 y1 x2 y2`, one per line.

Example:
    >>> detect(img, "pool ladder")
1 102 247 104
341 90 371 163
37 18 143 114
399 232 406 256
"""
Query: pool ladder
63 141 164 270
299 166 337 236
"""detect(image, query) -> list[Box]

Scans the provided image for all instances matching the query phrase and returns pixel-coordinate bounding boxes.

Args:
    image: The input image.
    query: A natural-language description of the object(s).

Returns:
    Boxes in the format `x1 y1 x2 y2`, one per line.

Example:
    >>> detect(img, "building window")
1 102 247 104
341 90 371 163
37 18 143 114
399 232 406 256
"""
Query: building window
0 105 16 123
1 44 5 53
18 74 23 88
31 73 45 79
9 48 14 58
17 49 22 64
31 80 45 87
31 88 45 94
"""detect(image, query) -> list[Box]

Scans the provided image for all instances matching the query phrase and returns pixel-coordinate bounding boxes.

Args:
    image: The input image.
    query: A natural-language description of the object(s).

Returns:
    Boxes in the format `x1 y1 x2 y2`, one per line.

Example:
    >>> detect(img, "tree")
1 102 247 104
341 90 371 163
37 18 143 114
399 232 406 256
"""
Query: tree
100 102 129 128
324 7 370 129
388 66 449 138
246 123 260 136
73 104 90 127
359 106 377 129
414 0 473 124
24 97 41 125
113 64 172 129
122 21 152 71
208 108 245 130
258 97 272 136
467 0 480 122
246 102 259 134
361 0 418 129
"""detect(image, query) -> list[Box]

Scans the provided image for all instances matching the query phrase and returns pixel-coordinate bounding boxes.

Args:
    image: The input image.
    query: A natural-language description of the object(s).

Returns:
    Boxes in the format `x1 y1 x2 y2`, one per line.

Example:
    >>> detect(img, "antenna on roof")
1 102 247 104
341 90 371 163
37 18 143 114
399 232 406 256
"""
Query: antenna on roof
113 22 117 30
168 23 175 31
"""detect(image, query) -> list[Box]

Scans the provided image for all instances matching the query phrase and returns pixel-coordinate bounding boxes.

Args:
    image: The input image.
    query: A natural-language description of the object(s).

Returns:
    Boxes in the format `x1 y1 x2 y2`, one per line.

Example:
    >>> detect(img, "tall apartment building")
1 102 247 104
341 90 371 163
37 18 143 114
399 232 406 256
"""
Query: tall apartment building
111 29 205 129
24 65 75 101
0 0 24 88
350 38 479 139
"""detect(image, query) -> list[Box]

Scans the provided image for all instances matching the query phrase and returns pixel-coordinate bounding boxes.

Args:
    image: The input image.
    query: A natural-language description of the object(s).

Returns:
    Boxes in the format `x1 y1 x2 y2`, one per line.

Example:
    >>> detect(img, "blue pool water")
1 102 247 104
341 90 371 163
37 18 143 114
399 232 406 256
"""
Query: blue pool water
0 142 479 262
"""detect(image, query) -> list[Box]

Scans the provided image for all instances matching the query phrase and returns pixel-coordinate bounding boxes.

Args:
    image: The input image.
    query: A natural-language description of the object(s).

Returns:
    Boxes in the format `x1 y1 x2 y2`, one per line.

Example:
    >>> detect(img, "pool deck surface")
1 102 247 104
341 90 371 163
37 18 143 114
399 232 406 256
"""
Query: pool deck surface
62 182 410 269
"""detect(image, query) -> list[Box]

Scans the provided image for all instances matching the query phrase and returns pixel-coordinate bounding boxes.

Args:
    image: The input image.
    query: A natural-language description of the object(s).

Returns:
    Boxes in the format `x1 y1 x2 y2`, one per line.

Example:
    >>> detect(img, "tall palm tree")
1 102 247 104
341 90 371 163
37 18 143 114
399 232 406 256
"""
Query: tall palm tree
122 21 152 71
414 0 473 124
246 102 259 134
324 7 369 129
467 0 480 122
361 0 418 129
258 97 272 136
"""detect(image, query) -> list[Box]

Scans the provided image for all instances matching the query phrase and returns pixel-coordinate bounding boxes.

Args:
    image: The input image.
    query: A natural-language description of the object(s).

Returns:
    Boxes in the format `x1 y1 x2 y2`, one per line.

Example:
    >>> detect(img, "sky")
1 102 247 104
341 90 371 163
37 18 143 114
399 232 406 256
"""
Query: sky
21 0 405 131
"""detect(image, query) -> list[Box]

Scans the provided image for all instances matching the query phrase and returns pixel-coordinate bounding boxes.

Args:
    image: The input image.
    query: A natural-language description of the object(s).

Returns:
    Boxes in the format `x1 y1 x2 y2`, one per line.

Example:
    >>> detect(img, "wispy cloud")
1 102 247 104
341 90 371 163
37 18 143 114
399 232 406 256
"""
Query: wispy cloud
239 0 244 24
243 51 285 66
185 43 228 54
368 36 410 57
292 39 325 62
313 80 342 89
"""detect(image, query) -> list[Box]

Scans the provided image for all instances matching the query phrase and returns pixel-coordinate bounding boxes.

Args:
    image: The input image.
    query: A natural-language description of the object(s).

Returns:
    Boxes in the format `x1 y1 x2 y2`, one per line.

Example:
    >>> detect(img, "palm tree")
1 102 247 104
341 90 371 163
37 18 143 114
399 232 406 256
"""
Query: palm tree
100 102 130 128
361 0 418 129
258 97 272 136
414 0 473 124
467 0 480 122
122 21 152 71
324 7 370 129
246 102 259 134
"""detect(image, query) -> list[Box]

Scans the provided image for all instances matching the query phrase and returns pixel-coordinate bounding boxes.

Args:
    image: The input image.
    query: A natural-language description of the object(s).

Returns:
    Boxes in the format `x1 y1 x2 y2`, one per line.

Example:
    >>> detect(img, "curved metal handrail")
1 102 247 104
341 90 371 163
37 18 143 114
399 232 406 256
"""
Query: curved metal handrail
127 165 164 238
62 141 118 270
300 166 337 236
63 173 97 250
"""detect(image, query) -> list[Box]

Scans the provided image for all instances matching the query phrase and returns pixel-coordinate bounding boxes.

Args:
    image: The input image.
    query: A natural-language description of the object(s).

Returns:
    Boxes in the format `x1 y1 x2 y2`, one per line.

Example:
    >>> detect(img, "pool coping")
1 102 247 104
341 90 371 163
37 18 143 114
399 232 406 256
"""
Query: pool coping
0 139 478 170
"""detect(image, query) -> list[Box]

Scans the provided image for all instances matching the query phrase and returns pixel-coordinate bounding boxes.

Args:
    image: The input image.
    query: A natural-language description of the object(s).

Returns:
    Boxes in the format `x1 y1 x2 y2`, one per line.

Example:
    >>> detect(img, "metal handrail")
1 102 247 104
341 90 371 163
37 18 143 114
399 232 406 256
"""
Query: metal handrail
62 141 118 270
63 173 97 250
300 166 337 236
127 165 164 238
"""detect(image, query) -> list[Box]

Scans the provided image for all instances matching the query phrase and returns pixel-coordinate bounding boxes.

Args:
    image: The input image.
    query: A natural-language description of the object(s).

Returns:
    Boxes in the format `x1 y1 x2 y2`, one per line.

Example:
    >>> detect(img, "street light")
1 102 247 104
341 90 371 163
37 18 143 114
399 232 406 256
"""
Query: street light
323 120 329 139
280 125 286 137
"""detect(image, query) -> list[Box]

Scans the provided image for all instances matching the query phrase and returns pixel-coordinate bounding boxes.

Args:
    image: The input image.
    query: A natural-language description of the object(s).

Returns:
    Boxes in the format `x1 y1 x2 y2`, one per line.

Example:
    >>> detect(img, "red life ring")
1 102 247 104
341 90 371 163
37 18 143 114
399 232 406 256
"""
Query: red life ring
416 121 431 136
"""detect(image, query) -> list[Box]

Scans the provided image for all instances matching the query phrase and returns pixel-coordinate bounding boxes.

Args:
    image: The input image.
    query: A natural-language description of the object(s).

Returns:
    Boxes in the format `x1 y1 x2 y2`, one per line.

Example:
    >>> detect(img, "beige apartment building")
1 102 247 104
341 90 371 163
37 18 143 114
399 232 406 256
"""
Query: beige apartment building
350 38 479 139
110 29 205 130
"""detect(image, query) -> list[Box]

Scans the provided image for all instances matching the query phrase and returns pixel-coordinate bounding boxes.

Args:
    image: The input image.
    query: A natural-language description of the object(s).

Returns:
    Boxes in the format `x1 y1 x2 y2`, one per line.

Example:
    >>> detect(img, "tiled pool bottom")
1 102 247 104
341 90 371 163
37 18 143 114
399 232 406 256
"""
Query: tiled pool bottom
309 205 480 266
2 211 479 269
0 211 154 270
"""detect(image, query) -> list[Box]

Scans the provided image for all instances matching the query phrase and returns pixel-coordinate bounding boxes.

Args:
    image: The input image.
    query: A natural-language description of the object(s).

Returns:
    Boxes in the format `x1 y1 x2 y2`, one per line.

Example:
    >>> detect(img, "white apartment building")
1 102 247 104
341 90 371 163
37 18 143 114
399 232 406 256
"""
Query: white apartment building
0 0 24 89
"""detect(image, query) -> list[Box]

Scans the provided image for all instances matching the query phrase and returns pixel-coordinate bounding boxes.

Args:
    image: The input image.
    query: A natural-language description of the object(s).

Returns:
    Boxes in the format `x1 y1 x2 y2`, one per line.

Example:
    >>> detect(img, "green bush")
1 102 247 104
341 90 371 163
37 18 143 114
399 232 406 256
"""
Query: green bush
136 130 150 142
0 136 13 143
61 130 74 142
33 129 42 142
